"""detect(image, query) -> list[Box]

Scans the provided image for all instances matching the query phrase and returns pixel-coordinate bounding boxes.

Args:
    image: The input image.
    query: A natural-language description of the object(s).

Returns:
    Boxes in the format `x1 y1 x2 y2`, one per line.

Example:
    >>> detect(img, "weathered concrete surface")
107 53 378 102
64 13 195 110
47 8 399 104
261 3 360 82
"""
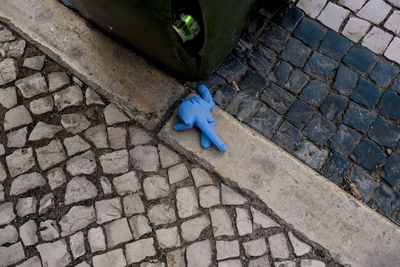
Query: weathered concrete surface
0 0 185 130
160 107 400 267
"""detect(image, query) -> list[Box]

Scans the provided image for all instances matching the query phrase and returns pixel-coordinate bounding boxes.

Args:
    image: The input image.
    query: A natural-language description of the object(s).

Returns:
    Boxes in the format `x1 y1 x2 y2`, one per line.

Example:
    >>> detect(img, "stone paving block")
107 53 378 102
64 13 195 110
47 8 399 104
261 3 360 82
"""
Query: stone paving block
249 105 281 138
343 44 378 75
261 83 293 114
369 60 399 89
29 94 54 114
0 26 15 42
113 171 141 195
320 31 352 61
104 217 133 248
61 113 90 134
0 59 18 86
168 163 189 184
233 38 252 58
0 225 18 246
129 215 152 239
270 61 292 87
92 249 127 267
368 117 400 147
272 121 302 153
191 168 214 187
216 240 240 260
221 184 246 205
299 80 329 107
181 215 210 242
213 84 237 106
350 78 382 109
320 93 347 121
143 175 170 200
243 238 267 257
357 0 391 24
0 163 5 183
269 233 290 259
385 10 400 36
288 232 311 256
199 186 220 208
300 260 325 267
48 72 69 91
40 220 59 241
330 125 360 157
0 86 17 109
176 186 199 218
130 145 159 172
210 208 234 237
284 69 308 93
38 193 54 215
253 43 277 63
285 100 314 128
19 220 38 246
99 149 129 174
317 2 349 31
85 87 104 106
6 147 35 177
382 155 400 187
16 256 42 267
259 25 289 53
248 47 274 74
29 121 63 141
16 197 36 217
125 238 156 264
226 92 260 121
36 239 71 267
294 18 327 47
304 52 337 81
296 0 327 18
339 0 366 12
0 242 25 266
23 55 45 70
4 105 33 131
323 152 351 186
2 39 26 58
342 17 371 43
88 227 106 252
59 205 96 236
106 127 127 149
10 172 46 196
372 185 399 217
249 256 271 267
378 91 400 121
274 4 304 31
186 240 212 267
216 55 243 82
123 193 145 216
362 27 393 54
343 102 376 134
279 39 311 67
95 198 122 224
295 141 329 170
53 85 83 111
63 135 90 156
239 70 267 96
66 150 96 175
333 67 356 96
158 144 181 169
218 259 242 267
15 73 48 98
236 208 253 236
303 114 335 146
99 177 113 194
349 166 375 202
388 0 400 7
351 139 386 171
103 103 129 125
156 226 181 249
70 231 85 259
84 124 108 148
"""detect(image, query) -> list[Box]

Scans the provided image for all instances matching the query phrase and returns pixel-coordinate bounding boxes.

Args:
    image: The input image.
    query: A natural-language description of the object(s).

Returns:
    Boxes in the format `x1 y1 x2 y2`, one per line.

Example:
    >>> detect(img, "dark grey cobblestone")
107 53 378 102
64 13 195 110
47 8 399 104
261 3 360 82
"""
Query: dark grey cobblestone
260 83 293 115
323 152 351 186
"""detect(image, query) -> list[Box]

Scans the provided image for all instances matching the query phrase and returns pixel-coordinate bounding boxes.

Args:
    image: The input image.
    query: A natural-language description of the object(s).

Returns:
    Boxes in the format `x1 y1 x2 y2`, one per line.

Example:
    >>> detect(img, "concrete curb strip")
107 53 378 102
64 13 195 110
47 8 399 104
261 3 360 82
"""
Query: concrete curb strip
160 107 400 267
0 0 185 131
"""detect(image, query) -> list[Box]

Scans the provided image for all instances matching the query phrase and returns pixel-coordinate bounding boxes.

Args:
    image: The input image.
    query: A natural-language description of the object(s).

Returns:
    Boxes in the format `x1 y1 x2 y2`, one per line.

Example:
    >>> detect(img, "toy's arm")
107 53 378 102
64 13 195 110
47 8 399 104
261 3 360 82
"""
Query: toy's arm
196 118 226 152
173 123 193 130
198 84 215 109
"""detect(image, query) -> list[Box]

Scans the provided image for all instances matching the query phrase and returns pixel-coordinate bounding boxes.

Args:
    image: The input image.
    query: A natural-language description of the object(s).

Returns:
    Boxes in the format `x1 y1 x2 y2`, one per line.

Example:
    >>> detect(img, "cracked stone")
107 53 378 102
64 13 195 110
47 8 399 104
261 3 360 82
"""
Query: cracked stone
63 135 90 156
104 218 133 248
40 220 60 241
126 238 157 264
95 198 122 224
16 256 42 267
107 127 126 149
4 105 33 131
113 171 141 195
36 140 67 170
236 208 253 236
128 126 152 146
104 103 130 125
181 215 210 242
0 225 18 246
47 167 66 190
216 240 240 260
243 238 267 257
54 85 83 111
92 249 127 267
176 186 199 218
7 127 27 148
88 227 106 252
199 186 220 208
29 121 63 141
99 177 113 195
70 231 85 259
48 72 69 92
221 184 246 205
156 226 181 249
191 167 214 187
251 207 279 229
10 172 46 196
0 59 18 86
84 124 108 148
61 113 90 134
148 203 176 225
158 144 181 168
65 176 98 205
186 240 212 267
23 55 45 70
210 208 234 237
123 193 145 216
168 163 189 184
0 242 25 266
66 150 97 175
15 73 48 98
288 232 311 256
129 215 152 239
269 233 290 259
20 220 38 246
99 149 129 174
38 193 54 215
36 239 71 267
29 95 54 115
143 175 170 200
6 147 35 177
167 248 185 267
85 87 104 105
60 205 96 236
0 26 15 42
1 39 26 58
130 145 159 172
16 197 37 217
0 86 17 109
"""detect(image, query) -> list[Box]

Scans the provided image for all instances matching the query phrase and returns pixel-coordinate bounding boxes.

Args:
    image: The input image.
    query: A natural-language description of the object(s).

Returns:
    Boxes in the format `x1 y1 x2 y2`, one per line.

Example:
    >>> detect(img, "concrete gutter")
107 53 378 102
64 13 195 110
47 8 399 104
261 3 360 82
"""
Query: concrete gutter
160 107 400 267
0 0 185 131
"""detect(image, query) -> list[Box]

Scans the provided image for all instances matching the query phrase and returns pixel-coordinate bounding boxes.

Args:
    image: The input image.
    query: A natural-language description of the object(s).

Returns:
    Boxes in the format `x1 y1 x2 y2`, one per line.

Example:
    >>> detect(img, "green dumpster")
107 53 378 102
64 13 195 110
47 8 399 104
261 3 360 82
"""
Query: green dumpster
70 0 255 78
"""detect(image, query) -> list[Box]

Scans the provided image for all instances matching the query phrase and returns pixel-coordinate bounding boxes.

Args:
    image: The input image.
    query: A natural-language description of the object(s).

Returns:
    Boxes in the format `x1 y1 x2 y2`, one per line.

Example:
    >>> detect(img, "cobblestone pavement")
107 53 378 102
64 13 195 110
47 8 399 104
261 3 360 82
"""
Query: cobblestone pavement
0 26 341 266
194 1 400 224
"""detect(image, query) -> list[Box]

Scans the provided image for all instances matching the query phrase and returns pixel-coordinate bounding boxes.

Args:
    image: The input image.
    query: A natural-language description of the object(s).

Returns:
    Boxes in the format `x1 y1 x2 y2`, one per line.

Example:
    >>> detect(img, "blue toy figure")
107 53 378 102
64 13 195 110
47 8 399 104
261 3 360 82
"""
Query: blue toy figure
173 84 226 152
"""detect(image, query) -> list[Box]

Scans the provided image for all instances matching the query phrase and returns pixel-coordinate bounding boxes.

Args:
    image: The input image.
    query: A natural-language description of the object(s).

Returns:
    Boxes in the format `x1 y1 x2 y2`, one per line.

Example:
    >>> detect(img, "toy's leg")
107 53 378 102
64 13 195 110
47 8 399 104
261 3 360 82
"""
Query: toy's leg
198 84 215 109
196 118 226 152
200 121 214 149
173 123 193 131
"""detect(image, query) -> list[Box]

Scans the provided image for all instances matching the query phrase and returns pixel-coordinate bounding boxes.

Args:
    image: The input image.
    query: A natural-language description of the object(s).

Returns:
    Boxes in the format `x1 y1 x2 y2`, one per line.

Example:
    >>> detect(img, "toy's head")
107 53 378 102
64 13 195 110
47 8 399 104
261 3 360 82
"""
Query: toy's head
177 99 195 126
